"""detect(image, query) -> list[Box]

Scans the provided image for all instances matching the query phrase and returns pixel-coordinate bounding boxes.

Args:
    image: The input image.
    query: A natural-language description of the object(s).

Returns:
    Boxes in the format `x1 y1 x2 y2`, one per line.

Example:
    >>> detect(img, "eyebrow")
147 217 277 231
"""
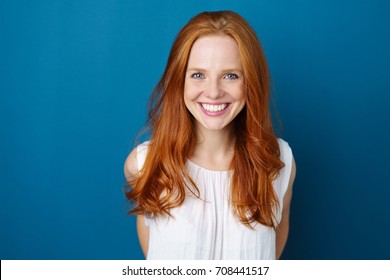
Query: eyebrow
186 67 243 73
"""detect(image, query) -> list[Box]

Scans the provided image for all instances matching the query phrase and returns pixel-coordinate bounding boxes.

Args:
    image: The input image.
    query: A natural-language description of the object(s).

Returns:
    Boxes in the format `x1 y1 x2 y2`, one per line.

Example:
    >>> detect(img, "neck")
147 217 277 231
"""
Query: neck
190 123 236 170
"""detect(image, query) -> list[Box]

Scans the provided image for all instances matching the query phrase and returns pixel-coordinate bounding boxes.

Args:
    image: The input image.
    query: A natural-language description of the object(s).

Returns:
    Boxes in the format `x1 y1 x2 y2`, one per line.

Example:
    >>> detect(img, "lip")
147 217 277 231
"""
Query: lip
198 102 230 116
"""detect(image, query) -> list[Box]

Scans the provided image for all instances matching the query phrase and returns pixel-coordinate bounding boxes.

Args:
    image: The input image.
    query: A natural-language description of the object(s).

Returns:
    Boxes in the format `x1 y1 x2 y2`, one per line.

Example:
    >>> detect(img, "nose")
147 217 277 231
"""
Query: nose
205 78 224 99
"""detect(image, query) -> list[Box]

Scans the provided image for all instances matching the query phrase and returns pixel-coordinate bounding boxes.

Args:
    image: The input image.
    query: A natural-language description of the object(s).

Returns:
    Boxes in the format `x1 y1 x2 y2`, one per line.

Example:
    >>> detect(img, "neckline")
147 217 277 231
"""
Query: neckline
187 159 232 174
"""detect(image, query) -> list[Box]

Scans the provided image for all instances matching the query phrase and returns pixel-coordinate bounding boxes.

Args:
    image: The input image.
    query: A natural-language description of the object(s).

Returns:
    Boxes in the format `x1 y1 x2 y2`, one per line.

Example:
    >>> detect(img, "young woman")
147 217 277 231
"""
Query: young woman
124 10 296 260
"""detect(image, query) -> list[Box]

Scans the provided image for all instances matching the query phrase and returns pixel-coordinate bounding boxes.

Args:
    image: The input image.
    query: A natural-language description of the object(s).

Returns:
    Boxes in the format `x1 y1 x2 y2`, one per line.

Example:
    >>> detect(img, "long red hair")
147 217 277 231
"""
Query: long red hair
126 11 284 228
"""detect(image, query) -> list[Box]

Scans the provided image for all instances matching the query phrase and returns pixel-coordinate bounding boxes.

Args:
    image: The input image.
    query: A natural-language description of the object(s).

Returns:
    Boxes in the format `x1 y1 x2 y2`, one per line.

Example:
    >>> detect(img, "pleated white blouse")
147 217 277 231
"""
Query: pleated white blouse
136 139 293 260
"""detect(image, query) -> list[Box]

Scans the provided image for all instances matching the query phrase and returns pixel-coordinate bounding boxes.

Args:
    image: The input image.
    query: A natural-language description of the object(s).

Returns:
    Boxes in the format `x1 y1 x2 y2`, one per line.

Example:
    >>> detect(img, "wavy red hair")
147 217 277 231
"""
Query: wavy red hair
126 11 284 228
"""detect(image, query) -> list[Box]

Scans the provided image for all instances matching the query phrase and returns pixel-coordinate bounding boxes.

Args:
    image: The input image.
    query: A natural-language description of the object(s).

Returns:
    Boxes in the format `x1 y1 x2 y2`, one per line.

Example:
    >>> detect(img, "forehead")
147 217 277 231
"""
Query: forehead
187 35 241 67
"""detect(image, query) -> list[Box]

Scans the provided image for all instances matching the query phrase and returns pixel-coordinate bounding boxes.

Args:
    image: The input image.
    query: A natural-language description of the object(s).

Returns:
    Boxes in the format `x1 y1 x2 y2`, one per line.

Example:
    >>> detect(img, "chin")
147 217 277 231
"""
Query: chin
200 122 231 131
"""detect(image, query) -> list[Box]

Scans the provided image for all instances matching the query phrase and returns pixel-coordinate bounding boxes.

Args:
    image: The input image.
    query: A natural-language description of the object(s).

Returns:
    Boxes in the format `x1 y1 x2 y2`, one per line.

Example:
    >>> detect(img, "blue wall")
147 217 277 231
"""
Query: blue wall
1 0 389 259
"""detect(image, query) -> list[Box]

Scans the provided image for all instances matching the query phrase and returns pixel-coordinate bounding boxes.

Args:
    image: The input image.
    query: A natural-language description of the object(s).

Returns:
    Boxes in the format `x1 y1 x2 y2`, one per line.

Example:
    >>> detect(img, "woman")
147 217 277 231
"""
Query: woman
124 10 296 259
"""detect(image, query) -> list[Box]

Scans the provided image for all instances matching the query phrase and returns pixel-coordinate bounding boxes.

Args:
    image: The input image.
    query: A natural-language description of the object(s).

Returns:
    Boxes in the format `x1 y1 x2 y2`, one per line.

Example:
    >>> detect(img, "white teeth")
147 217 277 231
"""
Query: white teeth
201 103 227 112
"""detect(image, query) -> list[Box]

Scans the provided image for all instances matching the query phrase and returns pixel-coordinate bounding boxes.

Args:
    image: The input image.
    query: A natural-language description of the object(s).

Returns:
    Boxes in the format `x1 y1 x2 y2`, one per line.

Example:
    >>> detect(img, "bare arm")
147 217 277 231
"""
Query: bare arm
276 156 296 259
136 215 149 257
124 148 150 258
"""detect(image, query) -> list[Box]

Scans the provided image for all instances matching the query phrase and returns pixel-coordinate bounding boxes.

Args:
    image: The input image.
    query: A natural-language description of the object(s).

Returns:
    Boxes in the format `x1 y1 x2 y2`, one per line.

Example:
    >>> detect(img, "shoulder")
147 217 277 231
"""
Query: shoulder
124 141 150 182
275 138 296 196
274 138 296 222
277 138 292 159
124 147 138 182
277 138 294 170
277 137 295 172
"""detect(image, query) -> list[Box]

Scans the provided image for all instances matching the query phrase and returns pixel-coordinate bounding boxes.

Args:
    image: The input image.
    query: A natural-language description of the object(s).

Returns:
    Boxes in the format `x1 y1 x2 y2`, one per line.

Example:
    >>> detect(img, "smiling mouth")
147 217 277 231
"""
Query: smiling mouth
200 103 229 112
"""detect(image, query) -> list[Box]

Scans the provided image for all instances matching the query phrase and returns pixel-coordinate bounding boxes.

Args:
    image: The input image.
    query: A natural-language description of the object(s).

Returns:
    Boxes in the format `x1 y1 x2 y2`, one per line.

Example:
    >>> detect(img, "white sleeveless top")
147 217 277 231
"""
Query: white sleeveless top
136 139 293 260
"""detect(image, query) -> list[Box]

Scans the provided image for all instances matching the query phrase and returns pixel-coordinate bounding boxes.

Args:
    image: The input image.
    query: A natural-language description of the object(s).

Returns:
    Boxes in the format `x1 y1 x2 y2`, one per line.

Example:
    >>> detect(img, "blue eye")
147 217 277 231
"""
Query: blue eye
225 73 239 80
191 73 205 79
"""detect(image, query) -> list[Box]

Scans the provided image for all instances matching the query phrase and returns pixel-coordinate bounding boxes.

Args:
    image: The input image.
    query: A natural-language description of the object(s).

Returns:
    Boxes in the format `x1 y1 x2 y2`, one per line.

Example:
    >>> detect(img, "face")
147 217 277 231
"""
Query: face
184 35 245 133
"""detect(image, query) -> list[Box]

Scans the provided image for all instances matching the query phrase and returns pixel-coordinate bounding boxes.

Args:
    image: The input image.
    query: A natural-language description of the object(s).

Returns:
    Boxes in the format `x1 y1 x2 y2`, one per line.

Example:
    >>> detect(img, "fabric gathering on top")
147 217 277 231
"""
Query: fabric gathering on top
136 138 293 260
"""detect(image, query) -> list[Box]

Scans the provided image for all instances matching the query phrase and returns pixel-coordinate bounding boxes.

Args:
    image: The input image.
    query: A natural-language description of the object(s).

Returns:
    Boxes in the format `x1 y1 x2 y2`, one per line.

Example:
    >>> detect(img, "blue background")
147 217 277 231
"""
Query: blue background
1 0 389 259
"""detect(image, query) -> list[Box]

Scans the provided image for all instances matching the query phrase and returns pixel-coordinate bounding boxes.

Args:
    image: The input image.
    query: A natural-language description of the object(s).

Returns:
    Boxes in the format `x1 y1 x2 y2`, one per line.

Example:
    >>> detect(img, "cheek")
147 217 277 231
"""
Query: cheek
232 84 245 102
183 83 199 102
183 87 194 111
183 89 190 107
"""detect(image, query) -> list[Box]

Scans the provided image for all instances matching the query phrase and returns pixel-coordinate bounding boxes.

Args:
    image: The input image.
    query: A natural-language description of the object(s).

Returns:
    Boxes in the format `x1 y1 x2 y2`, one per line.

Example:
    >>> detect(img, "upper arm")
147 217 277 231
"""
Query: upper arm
124 147 150 257
283 155 296 214
124 147 138 182
275 155 296 258
125 147 149 258
137 215 149 258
